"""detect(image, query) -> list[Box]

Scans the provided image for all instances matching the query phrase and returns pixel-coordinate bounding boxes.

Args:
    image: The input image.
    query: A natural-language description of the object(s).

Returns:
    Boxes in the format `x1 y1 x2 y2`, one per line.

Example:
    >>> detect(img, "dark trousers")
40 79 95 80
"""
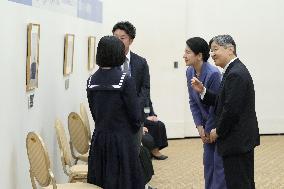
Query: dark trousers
144 120 168 150
135 126 143 153
141 133 155 151
222 150 255 189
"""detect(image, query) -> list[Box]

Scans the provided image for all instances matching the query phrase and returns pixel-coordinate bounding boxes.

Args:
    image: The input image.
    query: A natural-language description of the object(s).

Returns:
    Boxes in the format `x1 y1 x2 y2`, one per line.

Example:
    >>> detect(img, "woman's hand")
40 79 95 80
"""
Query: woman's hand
143 127 148 134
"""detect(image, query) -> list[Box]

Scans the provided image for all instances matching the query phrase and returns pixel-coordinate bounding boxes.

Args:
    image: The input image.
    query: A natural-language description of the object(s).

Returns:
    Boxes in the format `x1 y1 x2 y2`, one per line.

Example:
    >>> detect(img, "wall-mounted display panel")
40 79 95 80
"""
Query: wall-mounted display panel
26 23 40 91
88 36 96 71
63 34 75 76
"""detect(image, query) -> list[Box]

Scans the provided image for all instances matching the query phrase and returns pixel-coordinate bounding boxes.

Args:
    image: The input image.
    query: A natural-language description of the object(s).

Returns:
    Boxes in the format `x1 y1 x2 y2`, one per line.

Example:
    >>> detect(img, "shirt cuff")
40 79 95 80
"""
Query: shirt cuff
200 87 206 100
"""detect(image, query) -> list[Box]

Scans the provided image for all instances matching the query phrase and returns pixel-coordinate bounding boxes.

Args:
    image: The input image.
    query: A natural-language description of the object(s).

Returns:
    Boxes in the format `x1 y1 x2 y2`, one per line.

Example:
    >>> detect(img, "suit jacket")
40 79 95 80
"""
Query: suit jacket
148 99 157 117
186 62 221 133
130 51 150 110
203 58 260 156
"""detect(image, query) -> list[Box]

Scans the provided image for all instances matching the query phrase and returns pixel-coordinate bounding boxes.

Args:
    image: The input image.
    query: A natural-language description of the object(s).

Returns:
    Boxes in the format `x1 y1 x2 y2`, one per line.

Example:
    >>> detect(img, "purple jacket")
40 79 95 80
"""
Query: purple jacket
186 62 221 133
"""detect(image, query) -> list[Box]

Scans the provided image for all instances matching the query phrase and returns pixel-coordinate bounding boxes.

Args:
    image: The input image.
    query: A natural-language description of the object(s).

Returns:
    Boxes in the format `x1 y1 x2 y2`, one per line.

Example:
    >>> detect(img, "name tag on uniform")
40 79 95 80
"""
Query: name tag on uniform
144 107 150 114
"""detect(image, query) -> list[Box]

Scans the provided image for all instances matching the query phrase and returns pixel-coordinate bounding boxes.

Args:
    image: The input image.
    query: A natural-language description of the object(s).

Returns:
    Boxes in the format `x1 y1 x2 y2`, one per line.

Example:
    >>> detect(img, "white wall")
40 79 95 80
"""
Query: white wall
184 0 284 134
102 0 190 138
102 0 284 137
1 0 284 188
0 1 100 188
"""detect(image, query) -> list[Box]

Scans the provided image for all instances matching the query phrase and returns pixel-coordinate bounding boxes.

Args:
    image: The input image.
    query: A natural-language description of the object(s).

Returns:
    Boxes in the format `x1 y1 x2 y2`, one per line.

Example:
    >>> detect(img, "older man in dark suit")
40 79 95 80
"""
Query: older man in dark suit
191 35 260 189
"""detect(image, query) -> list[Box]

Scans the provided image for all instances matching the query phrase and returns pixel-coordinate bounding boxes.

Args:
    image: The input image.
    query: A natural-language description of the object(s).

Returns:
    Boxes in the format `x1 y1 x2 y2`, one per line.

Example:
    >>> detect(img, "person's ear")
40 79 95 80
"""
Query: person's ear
228 46 235 55
198 53 203 61
129 39 134 45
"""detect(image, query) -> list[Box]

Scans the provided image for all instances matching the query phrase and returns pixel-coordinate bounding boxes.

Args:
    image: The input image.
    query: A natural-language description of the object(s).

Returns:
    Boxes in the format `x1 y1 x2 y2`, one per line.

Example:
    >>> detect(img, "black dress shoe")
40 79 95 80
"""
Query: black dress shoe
148 186 157 189
152 154 168 160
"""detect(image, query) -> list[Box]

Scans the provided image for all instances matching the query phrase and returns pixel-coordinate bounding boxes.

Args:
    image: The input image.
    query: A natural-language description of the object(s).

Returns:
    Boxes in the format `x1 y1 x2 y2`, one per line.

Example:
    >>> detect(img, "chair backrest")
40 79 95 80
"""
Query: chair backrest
54 119 72 170
68 112 89 155
80 103 92 141
26 132 54 188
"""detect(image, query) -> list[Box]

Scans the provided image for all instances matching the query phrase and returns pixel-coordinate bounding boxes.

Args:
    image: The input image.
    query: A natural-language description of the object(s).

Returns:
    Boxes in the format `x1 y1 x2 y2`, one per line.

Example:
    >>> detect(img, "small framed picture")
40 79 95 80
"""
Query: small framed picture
26 23 40 91
63 34 75 76
88 36 96 71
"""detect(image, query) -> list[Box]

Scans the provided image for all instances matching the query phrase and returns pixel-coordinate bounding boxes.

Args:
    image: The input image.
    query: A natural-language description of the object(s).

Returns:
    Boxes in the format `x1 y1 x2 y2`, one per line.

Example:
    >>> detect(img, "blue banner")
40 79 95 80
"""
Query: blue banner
8 0 102 23
9 0 32 6
78 0 103 23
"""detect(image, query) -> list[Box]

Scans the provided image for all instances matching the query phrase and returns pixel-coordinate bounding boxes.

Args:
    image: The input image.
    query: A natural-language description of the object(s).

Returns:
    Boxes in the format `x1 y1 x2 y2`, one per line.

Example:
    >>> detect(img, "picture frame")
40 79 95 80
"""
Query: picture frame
63 34 75 76
88 36 96 71
26 23 40 91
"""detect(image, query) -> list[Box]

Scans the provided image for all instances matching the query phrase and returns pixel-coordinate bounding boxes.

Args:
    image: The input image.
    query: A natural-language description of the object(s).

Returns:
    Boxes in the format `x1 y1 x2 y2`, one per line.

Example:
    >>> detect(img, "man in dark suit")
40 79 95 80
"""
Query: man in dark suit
112 21 150 150
191 35 260 189
112 21 150 114
112 21 156 189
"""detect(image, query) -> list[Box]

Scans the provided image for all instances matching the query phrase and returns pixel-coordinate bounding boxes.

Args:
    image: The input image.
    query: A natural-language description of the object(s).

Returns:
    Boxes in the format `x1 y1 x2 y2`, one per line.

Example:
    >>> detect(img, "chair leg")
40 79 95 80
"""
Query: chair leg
29 169 37 189
69 176 74 183
69 142 79 165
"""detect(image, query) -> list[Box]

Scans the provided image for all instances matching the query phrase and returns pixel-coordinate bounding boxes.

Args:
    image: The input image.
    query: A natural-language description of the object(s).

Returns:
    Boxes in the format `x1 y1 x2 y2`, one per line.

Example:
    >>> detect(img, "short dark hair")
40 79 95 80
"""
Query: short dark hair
186 37 210 62
209 35 237 56
112 21 136 39
96 36 126 67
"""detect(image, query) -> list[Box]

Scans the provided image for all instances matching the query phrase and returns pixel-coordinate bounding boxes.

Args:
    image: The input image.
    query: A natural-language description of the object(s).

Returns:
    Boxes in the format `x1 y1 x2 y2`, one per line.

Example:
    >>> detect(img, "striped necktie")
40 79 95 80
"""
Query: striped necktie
122 57 131 75
123 60 129 72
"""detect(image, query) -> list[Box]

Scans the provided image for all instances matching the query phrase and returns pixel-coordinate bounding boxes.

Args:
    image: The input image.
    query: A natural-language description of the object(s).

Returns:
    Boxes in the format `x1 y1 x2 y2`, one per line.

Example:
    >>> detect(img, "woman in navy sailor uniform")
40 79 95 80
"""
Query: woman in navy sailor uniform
86 36 144 189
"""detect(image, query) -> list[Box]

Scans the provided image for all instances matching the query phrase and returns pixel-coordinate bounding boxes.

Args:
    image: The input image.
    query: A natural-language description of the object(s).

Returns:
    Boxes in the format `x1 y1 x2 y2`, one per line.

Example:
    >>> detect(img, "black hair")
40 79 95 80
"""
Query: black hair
186 37 210 62
96 36 126 67
112 21 136 39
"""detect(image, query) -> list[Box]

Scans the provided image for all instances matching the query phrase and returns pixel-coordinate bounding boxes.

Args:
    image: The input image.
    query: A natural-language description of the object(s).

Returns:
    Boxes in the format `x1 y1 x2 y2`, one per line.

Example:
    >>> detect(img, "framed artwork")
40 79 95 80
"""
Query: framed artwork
88 36 96 71
26 23 40 91
63 34 75 76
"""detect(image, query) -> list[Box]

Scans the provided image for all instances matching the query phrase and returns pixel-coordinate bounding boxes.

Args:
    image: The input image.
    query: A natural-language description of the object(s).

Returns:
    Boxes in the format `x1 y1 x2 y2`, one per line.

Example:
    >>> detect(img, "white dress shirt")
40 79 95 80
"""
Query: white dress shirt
201 57 238 99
